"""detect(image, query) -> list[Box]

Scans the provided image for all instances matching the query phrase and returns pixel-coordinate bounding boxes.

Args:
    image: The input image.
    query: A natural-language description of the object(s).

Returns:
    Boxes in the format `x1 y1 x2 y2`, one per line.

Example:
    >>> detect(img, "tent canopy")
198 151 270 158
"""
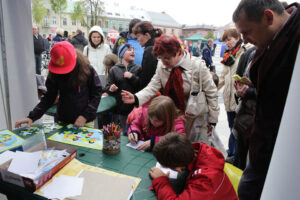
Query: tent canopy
183 34 208 42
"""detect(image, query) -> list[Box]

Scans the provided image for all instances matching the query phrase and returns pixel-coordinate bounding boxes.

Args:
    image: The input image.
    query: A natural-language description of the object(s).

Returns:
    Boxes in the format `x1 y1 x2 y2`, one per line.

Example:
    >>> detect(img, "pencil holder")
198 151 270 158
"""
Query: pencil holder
103 134 120 154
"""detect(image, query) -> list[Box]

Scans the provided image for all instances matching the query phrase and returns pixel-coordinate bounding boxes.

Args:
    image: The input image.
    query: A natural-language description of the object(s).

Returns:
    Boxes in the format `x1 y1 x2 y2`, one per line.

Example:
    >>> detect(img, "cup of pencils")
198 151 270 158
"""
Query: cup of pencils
103 123 121 154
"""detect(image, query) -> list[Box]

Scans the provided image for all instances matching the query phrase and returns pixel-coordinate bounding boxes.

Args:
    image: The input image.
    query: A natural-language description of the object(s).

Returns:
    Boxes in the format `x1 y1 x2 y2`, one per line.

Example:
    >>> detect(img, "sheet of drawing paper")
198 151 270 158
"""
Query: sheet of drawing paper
8 151 42 175
126 140 145 152
68 170 137 200
156 162 178 179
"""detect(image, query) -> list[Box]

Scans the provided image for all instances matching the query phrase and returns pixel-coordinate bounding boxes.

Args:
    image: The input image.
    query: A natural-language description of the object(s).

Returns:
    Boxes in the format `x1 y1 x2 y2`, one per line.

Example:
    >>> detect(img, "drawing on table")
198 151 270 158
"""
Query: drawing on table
0 130 24 152
48 125 103 150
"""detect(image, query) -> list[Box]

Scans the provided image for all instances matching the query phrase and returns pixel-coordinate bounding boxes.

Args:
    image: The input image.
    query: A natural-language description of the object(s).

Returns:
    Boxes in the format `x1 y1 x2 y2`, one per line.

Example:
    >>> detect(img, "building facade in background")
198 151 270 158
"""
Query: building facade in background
182 24 216 39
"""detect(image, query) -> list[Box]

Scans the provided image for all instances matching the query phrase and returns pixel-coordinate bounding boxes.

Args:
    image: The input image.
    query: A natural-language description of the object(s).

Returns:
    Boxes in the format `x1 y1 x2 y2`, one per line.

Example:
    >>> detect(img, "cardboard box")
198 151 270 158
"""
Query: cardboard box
0 140 77 191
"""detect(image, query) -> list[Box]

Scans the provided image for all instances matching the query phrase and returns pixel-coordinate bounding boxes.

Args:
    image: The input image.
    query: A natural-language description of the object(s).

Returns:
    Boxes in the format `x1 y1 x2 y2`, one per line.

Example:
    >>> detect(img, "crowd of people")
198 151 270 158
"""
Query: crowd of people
19 0 300 199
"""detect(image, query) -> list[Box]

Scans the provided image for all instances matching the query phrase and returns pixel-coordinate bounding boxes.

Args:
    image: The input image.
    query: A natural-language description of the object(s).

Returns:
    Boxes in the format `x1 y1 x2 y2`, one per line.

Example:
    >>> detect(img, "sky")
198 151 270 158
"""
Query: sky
118 0 297 27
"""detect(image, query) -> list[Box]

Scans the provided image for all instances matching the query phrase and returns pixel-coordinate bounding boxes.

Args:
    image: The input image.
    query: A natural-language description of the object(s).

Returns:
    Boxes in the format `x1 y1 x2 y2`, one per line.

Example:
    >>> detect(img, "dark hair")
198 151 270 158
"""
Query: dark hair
76 29 83 35
233 0 285 22
152 34 183 57
48 50 90 88
153 132 194 169
64 30 68 38
129 18 141 33
222 28 241 41
133 21 162 38
89 31 104 48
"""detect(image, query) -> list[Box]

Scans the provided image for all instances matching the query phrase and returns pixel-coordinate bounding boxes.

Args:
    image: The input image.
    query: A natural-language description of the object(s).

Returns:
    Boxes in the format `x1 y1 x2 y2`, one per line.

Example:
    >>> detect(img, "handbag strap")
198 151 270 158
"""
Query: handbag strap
191 58 203 94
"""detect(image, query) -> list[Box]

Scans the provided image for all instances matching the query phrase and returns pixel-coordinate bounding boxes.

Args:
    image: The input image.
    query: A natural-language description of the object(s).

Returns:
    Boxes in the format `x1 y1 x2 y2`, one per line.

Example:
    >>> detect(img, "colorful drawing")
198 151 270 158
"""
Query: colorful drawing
0 130 24 152
48 126 103 150
17 123 59 136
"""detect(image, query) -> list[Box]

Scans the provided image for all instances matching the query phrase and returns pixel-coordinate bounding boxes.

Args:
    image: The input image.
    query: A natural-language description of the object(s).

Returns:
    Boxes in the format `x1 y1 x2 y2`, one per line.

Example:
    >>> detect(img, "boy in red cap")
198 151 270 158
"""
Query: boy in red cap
150 132 238 200
15 41 102 128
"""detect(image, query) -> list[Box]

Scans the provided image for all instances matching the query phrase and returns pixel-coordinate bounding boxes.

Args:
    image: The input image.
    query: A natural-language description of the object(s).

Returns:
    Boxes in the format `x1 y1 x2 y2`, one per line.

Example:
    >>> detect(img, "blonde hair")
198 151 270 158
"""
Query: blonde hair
56 28 64 36
145 96 180 135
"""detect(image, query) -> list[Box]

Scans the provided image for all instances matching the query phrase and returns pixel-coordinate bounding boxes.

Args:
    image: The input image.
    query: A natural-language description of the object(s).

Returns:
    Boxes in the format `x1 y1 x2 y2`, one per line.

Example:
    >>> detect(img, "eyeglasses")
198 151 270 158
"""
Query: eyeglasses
157 55 172 62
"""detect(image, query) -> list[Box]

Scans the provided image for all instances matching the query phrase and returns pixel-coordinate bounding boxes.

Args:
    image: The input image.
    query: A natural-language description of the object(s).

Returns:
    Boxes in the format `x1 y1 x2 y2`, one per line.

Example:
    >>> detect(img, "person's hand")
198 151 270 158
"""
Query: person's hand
128 132 138 143
102 92 109 97
149 167 169 179
137 140 150 151
121 90 135 104
109 84 118 92
15 118 33 128
124 72 132 79
234 81 249 97
74 115 87 127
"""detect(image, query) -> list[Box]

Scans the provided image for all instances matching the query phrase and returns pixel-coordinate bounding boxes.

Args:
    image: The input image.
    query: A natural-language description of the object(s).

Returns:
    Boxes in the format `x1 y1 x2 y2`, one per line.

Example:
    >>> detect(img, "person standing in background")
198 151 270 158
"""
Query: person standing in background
83 26 111 76
71 29 88 52
191 42 200 57
33 25 44 75
202 39 215 72
112 19 144 66
133 21 162 90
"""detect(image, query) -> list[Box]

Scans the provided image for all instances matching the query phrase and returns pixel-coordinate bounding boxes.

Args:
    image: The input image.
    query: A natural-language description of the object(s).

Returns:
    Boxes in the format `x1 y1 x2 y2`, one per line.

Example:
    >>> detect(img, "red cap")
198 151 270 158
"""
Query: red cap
48 41 77 74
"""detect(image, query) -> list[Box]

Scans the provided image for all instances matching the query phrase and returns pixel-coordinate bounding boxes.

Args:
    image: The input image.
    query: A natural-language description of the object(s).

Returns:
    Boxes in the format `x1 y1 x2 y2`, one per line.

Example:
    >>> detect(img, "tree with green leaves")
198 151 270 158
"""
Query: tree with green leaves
32 0 47 26
205 30 215 40
70 1 88 27
50 0 67 27
71 0 105 29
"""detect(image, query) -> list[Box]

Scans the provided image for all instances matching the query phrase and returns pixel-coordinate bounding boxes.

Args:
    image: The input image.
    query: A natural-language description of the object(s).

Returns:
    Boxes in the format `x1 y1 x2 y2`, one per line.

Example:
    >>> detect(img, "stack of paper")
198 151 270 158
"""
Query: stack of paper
0 151 16 165
40 175 84 199
8 151 42 175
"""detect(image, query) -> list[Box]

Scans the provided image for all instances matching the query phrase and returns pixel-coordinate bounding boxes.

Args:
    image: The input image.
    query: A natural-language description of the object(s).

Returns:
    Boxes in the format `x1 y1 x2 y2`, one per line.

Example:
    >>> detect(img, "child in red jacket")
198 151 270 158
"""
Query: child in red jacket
128 96 185 151
150 132 238 200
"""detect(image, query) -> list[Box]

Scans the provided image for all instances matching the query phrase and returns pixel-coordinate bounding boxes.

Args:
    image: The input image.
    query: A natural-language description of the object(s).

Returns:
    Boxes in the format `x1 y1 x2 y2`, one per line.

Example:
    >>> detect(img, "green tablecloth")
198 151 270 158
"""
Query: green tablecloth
0 124 157 199
0 124 188 199
45 96 117 116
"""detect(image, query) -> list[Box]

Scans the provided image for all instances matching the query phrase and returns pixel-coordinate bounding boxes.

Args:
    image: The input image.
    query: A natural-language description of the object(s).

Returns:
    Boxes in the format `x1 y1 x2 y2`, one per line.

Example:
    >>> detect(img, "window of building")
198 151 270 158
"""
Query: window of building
115 13 120 16
52 16 56 24
172 29 174 33
119 23 123 32
72 20 76 26
107 12 113 15
43 17 48 26
163 28 166 33
63 18 67 26
98 20 102 27
81 21 84 26
105 20 108 28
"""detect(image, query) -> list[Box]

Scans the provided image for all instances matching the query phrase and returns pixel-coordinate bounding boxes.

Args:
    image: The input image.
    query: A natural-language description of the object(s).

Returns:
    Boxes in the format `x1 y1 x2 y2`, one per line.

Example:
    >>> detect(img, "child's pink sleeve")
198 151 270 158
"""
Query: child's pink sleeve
174 117 186 135
128 108 146 141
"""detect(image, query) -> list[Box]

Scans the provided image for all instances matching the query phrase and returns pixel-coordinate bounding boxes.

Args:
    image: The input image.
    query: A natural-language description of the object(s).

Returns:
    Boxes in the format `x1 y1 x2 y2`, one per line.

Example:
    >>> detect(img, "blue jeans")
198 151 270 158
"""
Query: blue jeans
227 111 237 156
35 53 42 75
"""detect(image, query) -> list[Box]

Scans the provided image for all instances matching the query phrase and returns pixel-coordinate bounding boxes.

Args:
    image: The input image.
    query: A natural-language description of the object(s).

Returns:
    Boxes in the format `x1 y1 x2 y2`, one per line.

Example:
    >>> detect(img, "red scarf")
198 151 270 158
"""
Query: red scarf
164 67 185 111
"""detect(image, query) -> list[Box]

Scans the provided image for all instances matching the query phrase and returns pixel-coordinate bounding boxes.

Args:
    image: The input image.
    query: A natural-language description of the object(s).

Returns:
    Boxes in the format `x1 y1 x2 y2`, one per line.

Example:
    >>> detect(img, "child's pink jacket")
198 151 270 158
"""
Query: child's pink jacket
128 106 185 149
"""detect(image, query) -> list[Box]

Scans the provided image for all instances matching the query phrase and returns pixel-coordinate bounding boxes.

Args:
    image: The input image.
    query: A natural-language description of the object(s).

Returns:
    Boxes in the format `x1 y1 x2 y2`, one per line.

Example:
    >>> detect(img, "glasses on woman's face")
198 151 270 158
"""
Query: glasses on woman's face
158 55 172 62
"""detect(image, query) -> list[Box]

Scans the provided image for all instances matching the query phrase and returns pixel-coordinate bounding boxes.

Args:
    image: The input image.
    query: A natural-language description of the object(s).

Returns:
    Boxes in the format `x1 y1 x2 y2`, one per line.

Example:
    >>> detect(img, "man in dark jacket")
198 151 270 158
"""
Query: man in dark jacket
33 26 45 75
112 19 144 66
233 0 300 199
71 29 88 52
202 39 215 72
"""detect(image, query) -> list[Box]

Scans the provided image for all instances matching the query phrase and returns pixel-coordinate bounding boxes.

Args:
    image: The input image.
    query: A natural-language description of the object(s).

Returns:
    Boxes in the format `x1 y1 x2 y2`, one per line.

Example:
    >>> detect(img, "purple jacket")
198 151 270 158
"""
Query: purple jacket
128 106 185 149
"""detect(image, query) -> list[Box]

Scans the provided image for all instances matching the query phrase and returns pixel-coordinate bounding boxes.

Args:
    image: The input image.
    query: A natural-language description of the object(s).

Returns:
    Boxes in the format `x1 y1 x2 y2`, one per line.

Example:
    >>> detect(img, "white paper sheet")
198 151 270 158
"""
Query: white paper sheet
156 162 178 179
0 151 16 165
8 151 42 175
126 141 145 152
40 175 84 200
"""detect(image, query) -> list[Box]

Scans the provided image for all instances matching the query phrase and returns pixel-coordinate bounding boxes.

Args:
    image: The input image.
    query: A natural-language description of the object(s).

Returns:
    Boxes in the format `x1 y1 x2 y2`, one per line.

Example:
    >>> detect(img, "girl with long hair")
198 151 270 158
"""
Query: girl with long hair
128 96 185 151
15 41 102 128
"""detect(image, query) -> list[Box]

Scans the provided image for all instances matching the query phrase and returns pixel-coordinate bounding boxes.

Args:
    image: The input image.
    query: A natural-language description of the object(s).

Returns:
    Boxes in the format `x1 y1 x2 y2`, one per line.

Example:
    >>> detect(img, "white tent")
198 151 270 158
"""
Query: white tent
0 0 37 130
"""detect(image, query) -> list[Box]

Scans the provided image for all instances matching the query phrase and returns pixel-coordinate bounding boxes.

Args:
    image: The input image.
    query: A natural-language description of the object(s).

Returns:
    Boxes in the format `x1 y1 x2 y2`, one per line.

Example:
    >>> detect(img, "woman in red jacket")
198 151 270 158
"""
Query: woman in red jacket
128 96 185 151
